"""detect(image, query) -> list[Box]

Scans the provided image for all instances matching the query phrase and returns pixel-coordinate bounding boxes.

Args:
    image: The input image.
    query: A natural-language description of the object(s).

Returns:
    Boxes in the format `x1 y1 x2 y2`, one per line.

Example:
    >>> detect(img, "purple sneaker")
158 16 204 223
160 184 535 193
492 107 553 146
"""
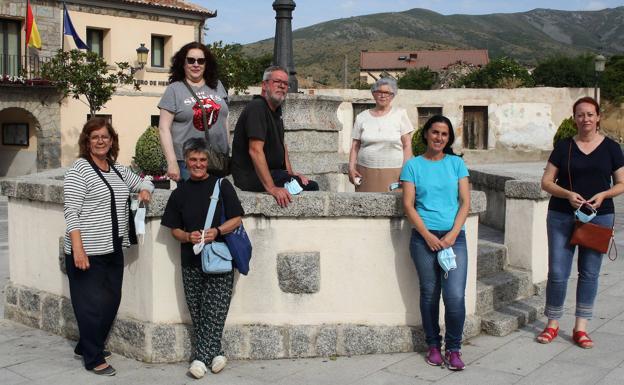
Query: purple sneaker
445 350 465 371
426 346 443 366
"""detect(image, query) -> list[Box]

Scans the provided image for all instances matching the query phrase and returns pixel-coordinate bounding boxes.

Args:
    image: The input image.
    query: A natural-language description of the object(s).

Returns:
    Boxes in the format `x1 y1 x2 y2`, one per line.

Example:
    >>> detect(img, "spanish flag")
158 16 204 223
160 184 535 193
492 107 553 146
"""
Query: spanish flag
25 0 42 49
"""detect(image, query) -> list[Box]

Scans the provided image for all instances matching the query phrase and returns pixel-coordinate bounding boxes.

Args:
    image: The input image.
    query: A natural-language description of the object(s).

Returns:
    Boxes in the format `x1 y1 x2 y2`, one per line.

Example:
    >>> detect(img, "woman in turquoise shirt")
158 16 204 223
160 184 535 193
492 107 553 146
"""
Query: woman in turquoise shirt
401 115 470 371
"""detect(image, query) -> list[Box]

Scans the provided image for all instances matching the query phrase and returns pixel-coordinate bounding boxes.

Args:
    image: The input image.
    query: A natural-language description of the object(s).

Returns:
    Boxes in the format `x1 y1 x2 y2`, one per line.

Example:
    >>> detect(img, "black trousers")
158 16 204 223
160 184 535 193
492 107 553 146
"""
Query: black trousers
66 249 124 370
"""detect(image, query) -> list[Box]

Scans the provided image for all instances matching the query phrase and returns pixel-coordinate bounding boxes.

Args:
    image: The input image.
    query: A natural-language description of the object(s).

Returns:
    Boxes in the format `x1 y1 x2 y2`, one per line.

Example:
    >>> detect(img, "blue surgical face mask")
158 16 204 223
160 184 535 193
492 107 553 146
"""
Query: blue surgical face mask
437 247 457 278
284 178 303 195
575 204 597 223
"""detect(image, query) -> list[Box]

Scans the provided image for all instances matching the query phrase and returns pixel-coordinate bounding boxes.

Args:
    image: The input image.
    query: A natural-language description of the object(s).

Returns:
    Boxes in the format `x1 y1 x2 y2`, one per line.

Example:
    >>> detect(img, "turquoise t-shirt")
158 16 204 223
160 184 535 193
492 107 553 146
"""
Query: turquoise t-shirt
400 154 469 230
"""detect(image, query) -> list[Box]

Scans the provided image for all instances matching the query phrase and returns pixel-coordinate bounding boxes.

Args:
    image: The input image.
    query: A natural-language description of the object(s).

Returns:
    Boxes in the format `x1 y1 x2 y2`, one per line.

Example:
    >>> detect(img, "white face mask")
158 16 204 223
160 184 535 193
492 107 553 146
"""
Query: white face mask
192 229 205 255
134 202 146 244
284 178 303 195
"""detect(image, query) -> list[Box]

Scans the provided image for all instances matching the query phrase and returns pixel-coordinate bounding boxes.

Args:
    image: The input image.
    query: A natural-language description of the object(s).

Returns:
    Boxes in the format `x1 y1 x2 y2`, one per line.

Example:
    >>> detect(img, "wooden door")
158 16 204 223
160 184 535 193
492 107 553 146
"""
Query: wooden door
463 106 488 149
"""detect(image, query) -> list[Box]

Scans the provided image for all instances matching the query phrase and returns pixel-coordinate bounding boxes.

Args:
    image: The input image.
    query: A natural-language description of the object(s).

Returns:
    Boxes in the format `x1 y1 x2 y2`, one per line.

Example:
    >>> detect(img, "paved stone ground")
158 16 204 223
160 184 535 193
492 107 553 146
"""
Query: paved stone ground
1 195 623 384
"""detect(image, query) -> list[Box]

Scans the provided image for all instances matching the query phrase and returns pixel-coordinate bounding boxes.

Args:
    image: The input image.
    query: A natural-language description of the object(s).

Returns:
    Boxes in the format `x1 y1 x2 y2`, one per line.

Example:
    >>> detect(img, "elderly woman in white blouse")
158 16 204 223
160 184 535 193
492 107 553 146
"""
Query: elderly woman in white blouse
348 77 414 192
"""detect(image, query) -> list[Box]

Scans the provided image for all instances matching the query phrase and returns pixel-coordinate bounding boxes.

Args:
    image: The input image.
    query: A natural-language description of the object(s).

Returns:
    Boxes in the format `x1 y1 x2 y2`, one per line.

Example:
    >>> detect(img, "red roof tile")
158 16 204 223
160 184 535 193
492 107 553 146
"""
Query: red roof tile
120 0 215 16
360 50 489 72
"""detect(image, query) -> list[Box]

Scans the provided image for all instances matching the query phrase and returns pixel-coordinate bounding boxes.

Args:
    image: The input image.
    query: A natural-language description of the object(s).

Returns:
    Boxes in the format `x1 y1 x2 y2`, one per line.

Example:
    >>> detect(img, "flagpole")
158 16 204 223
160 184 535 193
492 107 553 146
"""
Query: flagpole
61 1 65 51
24 0 29 77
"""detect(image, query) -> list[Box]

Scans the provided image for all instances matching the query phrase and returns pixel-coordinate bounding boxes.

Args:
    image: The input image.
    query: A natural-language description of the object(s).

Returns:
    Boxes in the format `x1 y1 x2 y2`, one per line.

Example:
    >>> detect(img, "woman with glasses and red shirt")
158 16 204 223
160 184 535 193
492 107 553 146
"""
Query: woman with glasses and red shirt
348 77 414 192
158 42 229 181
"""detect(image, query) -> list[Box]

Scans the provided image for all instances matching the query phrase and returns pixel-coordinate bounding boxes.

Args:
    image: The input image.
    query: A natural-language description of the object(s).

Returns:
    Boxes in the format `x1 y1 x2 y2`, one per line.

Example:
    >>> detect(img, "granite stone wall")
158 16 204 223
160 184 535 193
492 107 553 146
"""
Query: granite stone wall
4 282 482 362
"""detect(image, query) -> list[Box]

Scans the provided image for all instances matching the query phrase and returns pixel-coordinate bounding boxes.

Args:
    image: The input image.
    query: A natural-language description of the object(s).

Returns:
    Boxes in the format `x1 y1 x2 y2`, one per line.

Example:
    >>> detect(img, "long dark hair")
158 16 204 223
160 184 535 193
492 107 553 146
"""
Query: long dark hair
420 115 458 156
168 42 218 89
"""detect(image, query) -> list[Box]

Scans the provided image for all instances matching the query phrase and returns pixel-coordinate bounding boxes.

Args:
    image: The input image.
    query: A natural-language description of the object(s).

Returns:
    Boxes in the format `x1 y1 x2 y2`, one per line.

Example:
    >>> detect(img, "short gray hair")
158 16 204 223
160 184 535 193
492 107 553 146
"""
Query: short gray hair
182 138 210 158
262 65 288 81
371 77 398 95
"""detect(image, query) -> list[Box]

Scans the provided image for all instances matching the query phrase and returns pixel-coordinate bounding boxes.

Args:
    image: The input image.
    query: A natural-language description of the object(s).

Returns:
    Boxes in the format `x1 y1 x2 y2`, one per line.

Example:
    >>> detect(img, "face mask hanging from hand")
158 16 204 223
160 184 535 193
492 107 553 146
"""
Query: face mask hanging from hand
437 247 457 279
192 229 205 255
134 202 147 245
575 203 597 224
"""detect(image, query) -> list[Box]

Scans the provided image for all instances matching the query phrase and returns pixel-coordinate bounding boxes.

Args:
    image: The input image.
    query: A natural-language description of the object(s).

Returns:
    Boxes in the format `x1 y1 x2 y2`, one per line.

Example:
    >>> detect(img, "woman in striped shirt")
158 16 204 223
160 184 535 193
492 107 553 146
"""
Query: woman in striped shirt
63 117 153 376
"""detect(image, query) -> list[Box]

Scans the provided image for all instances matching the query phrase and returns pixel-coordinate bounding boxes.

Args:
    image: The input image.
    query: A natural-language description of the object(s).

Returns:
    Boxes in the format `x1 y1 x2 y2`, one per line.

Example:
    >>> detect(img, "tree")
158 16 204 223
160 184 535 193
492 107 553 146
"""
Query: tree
209 41 272 93
601 55 624 103
397 67 436 90
532 55 594 87
456 57 533 88
553 117 576 147
41 49 135 116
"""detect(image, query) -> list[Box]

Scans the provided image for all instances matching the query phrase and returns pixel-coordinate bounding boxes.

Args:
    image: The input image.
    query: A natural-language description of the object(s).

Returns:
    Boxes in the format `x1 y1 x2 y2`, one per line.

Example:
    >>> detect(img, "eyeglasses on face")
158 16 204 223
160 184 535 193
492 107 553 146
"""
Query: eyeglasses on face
373 90 394 97
269 79 289 88
186 57 206 65
89 135 111 142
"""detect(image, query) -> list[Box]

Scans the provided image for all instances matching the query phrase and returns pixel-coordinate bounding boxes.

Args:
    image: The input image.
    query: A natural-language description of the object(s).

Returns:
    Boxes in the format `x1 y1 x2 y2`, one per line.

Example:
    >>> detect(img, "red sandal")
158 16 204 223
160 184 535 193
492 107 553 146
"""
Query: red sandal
537 326 559 344
573 329 594 349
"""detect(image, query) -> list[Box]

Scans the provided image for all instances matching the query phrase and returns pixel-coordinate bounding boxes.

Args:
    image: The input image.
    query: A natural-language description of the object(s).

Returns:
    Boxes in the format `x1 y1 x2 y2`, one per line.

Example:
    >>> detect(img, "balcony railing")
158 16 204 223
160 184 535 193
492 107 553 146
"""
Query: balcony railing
0 54 54 86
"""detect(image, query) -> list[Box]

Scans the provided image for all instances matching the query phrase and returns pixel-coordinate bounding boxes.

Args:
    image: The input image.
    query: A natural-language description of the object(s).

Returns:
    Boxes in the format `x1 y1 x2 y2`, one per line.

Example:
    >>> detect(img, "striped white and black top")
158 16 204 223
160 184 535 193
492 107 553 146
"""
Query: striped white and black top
63 158 154 256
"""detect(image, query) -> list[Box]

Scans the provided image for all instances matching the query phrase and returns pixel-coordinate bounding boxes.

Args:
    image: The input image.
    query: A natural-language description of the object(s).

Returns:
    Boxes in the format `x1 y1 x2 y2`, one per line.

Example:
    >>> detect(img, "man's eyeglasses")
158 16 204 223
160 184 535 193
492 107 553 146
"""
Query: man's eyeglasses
373 90 394 97
186 57 206 65
269 79 289 88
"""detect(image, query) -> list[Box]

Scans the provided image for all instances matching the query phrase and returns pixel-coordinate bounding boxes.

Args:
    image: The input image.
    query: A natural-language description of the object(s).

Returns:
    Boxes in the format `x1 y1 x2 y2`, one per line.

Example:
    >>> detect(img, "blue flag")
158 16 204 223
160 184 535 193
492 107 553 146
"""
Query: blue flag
63 4 89 50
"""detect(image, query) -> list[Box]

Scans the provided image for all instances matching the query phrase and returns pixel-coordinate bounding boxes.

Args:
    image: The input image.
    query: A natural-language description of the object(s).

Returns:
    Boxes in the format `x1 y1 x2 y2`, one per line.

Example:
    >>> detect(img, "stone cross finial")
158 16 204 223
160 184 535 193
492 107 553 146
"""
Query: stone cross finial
272 0 298 93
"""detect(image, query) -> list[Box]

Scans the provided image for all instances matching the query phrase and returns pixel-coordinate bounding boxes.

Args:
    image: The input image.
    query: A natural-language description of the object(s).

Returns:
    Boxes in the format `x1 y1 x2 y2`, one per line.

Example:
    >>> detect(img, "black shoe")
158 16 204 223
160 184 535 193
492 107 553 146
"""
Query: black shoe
91 365 116 376
74 350 112 359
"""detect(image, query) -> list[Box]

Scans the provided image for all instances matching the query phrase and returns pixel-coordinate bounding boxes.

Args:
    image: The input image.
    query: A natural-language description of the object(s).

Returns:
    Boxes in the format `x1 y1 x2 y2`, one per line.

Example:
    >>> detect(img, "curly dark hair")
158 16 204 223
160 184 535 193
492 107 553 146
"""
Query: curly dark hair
420 115 459 156
78 117 119 162
168 41 218 89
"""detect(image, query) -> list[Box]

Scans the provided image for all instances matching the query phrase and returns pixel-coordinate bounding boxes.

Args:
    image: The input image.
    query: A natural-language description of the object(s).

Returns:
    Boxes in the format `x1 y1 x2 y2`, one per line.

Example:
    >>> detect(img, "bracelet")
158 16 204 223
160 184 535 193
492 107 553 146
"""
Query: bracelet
216 227 222 237
186 232 191 243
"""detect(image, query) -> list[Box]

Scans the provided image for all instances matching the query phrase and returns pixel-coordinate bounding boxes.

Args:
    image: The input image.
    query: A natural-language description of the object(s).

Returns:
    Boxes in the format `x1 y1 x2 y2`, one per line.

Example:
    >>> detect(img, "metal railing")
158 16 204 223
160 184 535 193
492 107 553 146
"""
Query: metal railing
0 54 53 83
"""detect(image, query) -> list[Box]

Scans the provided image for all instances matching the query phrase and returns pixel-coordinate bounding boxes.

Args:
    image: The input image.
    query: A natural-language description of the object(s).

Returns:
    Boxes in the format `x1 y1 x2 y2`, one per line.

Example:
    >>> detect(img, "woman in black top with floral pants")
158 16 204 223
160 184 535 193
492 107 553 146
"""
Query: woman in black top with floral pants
161 138 244 378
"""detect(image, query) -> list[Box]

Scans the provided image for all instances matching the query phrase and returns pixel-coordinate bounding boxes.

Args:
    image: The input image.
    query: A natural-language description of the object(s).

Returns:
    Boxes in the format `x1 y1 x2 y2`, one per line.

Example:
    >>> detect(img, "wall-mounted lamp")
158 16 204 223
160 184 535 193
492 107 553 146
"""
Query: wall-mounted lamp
131 43 149 74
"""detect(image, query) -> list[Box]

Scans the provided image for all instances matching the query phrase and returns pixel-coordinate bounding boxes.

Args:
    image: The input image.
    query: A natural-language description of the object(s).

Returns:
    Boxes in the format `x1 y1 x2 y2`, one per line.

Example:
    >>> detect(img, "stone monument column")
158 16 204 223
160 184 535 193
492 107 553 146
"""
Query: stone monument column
272 0 298 93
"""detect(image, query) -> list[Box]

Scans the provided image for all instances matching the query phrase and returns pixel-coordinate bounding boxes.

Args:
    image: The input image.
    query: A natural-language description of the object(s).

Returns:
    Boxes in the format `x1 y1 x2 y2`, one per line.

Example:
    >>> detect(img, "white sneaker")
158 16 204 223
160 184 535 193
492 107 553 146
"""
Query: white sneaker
211 355 227 373
188 360 207 379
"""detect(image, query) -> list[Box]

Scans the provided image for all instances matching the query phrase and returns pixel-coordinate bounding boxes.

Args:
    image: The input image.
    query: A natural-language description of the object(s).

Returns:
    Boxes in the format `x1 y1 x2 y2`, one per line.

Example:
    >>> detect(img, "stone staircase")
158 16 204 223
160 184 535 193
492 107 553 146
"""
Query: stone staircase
475 228 545 337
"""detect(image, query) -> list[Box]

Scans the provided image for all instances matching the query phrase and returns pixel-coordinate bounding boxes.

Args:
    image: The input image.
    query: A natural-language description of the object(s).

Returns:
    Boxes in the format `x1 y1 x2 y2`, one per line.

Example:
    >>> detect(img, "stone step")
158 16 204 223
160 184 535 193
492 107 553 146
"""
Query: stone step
476 268 533 315
290 152 349 175
477 240 507 278
481 293 546 336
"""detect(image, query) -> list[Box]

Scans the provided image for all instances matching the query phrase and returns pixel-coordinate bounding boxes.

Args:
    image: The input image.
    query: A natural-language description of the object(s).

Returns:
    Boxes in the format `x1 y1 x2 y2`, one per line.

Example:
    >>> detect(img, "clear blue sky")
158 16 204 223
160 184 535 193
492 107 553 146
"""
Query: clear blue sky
197 0 624 44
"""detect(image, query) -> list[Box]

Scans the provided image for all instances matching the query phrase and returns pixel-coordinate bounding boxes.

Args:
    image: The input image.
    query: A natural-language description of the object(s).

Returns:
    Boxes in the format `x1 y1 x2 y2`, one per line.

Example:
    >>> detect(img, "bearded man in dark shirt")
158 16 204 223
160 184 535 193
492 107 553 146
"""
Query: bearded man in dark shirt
230 65 319 207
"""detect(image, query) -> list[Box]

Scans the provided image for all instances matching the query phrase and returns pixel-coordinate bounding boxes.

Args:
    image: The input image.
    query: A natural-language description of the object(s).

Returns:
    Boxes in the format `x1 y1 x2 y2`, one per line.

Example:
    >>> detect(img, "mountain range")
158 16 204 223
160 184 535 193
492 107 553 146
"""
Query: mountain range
242 7 624 87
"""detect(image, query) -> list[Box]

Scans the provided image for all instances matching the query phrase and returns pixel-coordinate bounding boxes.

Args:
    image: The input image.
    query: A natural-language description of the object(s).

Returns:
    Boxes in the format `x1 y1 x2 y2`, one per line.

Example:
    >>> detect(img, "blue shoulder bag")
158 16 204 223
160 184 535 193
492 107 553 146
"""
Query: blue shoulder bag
201 179 232 274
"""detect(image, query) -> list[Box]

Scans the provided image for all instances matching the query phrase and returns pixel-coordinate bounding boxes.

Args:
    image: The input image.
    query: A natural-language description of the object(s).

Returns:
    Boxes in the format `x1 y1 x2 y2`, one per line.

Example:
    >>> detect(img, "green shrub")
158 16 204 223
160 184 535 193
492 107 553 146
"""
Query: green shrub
412 128 426 156
134 126 166 176
553 117 576 147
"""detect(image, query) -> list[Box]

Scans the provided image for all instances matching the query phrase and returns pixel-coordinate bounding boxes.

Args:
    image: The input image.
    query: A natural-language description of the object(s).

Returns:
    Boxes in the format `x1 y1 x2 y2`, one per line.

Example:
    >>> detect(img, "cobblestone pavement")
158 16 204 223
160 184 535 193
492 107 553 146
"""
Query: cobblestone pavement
0 196 623 385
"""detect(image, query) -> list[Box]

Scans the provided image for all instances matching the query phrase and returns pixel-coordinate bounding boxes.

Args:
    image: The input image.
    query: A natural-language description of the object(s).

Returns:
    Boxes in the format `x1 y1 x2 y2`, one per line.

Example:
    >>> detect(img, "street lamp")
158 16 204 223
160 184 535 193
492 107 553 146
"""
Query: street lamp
136 43 149 69
594 54 606 102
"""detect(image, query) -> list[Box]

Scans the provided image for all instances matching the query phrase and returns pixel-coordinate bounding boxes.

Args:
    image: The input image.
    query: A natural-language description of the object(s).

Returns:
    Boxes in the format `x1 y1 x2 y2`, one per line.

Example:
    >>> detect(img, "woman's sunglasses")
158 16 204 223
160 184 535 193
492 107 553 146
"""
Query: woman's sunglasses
186 57 206 65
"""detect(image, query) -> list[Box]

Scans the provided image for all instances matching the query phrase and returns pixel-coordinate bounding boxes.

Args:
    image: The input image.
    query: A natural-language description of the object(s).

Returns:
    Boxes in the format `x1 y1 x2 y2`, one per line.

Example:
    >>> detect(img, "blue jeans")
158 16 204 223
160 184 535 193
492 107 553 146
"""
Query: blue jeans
545 210 614 320
410 229 468 351
177 160 190 181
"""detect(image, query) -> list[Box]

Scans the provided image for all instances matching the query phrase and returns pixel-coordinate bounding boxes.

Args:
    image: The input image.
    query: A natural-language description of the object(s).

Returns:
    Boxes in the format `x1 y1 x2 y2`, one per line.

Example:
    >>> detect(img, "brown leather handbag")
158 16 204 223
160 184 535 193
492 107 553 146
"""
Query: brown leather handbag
567 141 617 260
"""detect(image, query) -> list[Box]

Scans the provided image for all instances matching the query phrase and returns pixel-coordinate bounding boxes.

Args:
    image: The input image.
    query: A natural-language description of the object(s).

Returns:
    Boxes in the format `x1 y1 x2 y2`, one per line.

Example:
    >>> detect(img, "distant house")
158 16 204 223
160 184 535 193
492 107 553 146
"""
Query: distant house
359 49 489 84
